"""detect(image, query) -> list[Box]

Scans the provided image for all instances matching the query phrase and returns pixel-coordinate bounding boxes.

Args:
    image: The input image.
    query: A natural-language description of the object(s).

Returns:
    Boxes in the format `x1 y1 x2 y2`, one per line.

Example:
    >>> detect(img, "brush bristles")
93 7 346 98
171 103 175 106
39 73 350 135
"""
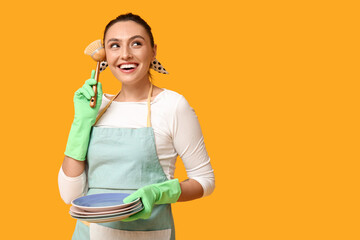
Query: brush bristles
84 40 103 56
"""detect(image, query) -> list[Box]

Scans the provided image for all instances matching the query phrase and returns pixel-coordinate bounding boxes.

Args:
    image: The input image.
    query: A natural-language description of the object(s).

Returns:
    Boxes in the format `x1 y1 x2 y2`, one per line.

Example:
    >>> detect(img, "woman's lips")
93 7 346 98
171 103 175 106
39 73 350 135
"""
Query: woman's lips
118 63 139 73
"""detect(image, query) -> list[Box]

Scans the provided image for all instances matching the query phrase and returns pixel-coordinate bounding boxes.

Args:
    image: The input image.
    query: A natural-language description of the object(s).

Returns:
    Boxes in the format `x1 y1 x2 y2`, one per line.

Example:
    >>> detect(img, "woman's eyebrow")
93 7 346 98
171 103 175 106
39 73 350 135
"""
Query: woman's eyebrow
129 35 145 41
107 35 145 44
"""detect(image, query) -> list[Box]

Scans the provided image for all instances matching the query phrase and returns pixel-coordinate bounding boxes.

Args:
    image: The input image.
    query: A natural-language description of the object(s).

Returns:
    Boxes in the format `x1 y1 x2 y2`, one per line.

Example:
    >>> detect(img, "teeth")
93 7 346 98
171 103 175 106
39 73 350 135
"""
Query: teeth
120 64 137 69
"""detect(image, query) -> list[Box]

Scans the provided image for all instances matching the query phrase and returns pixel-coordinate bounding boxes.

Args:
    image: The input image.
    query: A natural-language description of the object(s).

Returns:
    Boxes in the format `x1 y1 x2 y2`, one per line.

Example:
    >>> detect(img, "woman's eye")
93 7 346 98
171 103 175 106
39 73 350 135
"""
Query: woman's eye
110 43 120 48
132 41 142 47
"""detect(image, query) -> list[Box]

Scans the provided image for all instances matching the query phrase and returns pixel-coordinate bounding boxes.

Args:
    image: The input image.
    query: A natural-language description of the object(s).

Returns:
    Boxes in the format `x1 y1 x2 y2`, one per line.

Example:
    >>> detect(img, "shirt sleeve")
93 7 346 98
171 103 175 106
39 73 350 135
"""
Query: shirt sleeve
171 96 215 197
58 166 87 204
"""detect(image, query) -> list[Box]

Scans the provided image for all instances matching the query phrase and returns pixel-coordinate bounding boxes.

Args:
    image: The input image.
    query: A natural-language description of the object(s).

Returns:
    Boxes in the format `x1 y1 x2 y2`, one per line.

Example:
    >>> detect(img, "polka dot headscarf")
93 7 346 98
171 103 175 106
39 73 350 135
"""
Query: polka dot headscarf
99 61 108 72
150 59 168 74
99 59 169 74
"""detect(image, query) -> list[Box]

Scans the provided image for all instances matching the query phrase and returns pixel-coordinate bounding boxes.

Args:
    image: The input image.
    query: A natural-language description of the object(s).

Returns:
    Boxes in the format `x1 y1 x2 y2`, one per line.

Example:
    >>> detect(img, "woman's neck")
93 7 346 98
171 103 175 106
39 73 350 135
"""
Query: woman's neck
115 80 152 102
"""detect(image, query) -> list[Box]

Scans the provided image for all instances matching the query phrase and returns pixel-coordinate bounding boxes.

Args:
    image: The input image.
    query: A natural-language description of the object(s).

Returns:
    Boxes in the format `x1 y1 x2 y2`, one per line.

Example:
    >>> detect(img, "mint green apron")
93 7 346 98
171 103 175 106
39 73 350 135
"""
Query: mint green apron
72 85 175 240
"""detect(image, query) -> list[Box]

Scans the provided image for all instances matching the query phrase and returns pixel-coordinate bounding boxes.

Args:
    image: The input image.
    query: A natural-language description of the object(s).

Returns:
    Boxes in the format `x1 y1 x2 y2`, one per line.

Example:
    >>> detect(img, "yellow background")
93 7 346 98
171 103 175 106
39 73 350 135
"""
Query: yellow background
0 0 359 239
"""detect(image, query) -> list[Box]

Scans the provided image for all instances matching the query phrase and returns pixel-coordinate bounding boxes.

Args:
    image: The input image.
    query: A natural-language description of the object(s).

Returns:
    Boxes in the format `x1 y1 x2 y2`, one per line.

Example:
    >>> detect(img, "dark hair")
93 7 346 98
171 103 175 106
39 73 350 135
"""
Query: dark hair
103 13 154 47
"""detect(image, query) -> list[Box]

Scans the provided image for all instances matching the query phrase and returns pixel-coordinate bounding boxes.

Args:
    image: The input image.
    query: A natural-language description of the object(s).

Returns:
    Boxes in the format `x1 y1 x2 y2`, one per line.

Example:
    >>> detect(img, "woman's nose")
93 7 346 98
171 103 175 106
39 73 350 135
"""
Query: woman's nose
121 46 132 60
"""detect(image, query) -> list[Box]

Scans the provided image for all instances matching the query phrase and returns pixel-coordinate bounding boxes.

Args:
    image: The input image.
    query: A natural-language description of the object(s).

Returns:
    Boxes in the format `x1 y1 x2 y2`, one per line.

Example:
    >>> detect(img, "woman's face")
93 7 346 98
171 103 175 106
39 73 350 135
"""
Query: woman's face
104 21 156 86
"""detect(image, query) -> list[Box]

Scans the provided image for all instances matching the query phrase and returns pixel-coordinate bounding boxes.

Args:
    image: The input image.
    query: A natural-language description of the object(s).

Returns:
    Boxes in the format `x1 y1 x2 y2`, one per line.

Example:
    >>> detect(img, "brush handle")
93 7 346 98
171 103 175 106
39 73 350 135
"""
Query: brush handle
90 62 101 108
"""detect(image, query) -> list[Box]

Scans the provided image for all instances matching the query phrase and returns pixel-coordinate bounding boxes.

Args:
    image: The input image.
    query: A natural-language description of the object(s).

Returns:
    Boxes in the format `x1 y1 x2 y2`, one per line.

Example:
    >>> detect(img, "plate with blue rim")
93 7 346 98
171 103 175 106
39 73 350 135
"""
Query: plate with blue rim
70 201 142 216
71 193 140 212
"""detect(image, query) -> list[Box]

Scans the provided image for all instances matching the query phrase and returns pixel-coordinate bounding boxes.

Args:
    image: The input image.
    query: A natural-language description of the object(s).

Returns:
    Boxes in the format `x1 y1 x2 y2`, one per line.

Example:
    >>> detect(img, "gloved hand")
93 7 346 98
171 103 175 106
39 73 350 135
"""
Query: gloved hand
122 179 182 222
64 70 102 161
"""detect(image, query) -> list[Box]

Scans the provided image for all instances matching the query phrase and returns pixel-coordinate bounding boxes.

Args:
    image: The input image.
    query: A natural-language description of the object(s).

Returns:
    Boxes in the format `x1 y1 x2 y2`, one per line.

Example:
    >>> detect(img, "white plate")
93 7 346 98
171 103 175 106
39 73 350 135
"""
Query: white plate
70 205 144 223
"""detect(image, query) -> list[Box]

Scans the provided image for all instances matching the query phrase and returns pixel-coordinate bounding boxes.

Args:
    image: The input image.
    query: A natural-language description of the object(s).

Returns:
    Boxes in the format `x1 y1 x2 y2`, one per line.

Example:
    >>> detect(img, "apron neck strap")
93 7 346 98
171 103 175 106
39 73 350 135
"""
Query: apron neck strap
93 83 153 127
146 83 153 127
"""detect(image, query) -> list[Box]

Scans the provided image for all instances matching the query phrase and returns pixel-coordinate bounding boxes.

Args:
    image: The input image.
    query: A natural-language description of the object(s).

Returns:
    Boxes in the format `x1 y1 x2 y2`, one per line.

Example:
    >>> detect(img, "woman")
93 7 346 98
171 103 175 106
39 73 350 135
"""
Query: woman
58 13 215 240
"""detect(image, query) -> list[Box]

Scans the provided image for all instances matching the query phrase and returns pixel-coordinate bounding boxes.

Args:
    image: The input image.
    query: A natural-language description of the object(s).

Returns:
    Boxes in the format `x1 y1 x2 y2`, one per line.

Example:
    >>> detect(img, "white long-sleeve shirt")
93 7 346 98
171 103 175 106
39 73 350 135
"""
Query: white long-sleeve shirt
58 89 215 204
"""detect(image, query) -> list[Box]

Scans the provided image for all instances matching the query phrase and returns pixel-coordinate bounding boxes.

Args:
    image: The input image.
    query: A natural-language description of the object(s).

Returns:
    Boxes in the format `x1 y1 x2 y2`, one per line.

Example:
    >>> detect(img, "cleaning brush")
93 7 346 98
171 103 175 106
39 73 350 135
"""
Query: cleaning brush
84 40 106 108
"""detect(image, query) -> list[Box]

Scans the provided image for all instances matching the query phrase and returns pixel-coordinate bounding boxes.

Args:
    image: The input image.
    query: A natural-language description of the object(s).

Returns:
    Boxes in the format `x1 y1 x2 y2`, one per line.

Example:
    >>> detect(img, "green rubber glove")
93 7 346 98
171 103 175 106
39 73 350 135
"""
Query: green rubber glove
122 179 182 222
64 70 102 161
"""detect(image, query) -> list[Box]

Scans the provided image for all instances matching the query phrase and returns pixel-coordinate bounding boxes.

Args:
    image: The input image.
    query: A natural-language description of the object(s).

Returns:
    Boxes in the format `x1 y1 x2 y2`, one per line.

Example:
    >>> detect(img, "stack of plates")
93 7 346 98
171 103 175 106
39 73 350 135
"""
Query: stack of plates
69 193 143 223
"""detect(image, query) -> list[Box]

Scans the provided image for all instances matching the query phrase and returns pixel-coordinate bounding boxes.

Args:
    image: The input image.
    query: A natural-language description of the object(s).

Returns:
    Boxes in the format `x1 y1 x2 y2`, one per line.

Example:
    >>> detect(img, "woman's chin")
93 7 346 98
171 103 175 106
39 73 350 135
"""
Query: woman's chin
110 68 145 83
117 75 150 86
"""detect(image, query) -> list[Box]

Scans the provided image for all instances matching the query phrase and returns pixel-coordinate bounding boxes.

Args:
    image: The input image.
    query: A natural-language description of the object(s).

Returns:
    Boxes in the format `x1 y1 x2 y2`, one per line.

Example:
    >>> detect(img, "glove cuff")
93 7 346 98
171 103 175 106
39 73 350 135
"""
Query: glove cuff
154 179 182 205
64 119 93 161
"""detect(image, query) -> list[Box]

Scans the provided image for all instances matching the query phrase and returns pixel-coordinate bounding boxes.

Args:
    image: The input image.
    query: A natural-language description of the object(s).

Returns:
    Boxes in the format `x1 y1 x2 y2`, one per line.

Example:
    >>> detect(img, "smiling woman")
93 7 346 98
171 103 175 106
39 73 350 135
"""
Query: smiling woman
104 21 155 90
58 13 215 240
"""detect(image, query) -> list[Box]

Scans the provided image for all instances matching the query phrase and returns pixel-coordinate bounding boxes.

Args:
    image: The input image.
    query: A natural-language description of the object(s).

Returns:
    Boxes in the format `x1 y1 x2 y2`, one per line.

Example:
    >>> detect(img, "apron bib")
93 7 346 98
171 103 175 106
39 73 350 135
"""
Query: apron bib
72 85 175 240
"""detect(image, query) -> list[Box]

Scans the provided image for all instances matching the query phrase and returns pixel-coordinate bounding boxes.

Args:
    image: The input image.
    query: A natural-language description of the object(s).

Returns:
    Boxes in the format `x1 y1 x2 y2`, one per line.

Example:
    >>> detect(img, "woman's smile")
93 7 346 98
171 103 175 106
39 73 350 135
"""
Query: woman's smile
118 62 139 73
